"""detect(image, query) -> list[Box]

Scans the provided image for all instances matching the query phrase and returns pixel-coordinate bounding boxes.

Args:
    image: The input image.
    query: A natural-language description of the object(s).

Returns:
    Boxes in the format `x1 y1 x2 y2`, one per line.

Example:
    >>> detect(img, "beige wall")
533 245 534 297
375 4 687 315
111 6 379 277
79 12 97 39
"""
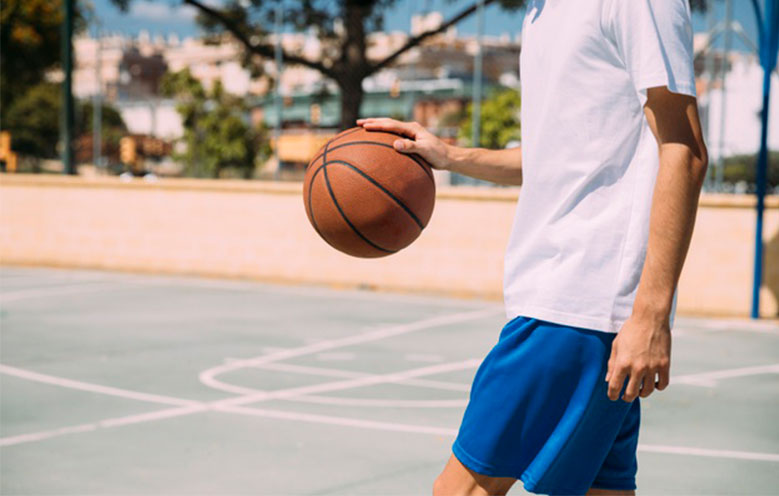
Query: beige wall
1 174 777 318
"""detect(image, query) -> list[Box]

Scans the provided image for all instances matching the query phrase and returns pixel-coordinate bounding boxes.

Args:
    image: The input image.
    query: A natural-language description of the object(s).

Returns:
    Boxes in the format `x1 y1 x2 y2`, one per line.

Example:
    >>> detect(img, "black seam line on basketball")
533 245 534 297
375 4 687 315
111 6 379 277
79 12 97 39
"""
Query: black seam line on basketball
325 159 425 230
373 130 435 180
306 164 326 240
307 128 364 170
322 163 397 254
309 141 434 182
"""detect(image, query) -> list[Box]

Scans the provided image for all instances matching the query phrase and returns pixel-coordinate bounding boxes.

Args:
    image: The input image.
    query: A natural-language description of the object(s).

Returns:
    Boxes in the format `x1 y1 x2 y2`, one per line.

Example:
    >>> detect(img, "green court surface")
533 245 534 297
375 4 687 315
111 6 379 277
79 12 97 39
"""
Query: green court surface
1 267 777 495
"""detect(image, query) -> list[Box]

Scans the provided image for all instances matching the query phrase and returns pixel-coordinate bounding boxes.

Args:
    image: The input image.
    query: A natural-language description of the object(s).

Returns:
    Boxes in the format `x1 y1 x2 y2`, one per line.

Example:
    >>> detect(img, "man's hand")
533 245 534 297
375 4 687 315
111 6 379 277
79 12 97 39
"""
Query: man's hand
606 316 671 402
357 117 523 186
357 118 453 170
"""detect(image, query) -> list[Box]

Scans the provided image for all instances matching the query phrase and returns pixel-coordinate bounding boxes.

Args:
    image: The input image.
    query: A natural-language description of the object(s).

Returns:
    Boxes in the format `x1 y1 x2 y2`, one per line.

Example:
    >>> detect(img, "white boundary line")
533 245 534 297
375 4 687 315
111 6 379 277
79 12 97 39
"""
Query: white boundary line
212 359 482 408
198 307 500 395
3 363 779 464
215 405 458 437
674 364 779 387
214 405 779 463
674 318 779 336
0 282 125 304
254 362 471 392
638 444 779 463
287 396 469 408
0 405 207 447
0 364 201 407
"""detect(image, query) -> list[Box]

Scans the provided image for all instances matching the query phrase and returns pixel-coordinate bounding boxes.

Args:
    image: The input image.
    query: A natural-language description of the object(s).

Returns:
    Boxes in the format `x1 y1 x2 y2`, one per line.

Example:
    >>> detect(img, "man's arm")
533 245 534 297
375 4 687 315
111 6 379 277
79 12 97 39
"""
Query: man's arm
357 118 523 186
606 86 708 402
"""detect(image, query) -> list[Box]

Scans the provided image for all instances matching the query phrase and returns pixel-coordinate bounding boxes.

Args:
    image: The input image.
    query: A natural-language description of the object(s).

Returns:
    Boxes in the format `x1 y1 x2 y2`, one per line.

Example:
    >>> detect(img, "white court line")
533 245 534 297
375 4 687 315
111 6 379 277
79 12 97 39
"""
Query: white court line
0 282 124 303
4 368 779 465
674 319 779 336
0 359 478 447
638 444 779 463
215 405 779 463
0 308 495 447
254 362 471 392
0 423 99 447
216 405 458 437
0 364 201 407
287 395 468 408
199 307 501 395
213 359 482 408
674 364 779 387
0 405 206 447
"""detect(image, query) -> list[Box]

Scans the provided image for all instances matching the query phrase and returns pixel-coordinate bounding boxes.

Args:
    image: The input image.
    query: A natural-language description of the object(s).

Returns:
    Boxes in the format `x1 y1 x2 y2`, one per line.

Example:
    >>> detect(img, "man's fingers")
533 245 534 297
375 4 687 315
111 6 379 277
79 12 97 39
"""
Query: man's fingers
607 366 627 401
357 118 420 139
605 342 618 382
656 366 670 390
622 370 643 402
639 374 655 398
393 139 419 153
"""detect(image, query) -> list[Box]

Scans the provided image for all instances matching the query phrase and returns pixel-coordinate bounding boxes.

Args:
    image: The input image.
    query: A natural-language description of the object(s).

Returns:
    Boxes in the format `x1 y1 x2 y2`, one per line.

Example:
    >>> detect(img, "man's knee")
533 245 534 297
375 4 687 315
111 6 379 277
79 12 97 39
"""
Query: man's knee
433 456 514 496
432 474 447 496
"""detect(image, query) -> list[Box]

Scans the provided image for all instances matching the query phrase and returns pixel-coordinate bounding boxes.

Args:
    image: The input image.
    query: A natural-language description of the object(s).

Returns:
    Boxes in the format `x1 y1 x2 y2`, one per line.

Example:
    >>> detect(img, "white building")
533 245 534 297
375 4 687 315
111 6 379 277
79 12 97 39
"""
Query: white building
702 53 779 160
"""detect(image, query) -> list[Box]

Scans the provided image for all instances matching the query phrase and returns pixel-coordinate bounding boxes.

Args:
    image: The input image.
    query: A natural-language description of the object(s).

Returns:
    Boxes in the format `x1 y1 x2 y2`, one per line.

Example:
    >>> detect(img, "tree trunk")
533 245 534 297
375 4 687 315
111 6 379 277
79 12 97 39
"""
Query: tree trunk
337 1 370 130
338 77 364 130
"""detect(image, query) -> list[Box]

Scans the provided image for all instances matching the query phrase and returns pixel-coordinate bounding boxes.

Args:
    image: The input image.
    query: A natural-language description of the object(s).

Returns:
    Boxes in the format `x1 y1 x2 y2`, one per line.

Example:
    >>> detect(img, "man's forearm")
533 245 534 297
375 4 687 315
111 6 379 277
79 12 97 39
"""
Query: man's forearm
632 144 707 323
445 146 523 186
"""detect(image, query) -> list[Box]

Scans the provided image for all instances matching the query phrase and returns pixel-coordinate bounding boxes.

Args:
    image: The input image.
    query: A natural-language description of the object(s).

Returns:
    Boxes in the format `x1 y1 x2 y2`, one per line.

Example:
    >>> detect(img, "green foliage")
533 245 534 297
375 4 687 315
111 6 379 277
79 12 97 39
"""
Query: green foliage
3 83 61 157
0 0 85 114
2 82 127 159
161 69 271 178
459 87 521 149
723 152 779 189
78 100 129 151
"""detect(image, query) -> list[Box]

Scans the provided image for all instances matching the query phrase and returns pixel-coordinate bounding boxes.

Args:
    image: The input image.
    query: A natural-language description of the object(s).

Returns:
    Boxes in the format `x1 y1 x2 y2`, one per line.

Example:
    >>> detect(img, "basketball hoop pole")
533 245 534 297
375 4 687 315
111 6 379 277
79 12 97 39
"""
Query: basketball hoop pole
749 0 779 319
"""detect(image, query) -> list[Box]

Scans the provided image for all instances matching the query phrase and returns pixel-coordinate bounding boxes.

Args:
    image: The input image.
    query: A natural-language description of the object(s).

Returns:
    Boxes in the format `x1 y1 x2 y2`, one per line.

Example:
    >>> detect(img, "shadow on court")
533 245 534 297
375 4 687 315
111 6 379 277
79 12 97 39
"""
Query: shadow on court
1 267 777 495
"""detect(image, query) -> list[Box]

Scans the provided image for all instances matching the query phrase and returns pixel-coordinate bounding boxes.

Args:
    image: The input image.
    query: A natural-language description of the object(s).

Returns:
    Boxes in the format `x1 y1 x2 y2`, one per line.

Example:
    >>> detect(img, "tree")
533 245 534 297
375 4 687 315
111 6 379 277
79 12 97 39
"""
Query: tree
124 0 708 131
0 0 85 114
723 151 779 190
109 0 523 130
161 69 271 179
2 82 127 160
3 83 61 158
459 87 521 149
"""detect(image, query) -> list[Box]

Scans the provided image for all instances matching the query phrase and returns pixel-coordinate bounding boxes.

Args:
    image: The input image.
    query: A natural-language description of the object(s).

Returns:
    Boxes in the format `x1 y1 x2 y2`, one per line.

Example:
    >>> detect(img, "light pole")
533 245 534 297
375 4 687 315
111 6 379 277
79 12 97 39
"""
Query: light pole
273 3 284 180
61 0 76 174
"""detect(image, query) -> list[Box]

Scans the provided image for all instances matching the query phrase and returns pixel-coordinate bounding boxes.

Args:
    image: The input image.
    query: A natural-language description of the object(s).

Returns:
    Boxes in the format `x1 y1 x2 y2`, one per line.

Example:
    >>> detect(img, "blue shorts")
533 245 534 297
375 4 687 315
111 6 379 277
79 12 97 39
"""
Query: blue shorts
453 316 640 495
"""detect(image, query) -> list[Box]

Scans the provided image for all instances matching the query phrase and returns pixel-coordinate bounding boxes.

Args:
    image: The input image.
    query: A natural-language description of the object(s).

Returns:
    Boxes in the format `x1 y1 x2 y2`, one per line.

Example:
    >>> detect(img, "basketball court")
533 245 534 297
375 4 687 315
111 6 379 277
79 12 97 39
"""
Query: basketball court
1 267 778 494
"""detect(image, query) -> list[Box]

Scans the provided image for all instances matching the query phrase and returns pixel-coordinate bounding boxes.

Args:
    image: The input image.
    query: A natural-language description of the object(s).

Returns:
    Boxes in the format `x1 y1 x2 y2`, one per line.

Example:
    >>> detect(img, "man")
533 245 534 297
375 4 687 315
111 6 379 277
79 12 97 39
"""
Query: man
358 0 708 494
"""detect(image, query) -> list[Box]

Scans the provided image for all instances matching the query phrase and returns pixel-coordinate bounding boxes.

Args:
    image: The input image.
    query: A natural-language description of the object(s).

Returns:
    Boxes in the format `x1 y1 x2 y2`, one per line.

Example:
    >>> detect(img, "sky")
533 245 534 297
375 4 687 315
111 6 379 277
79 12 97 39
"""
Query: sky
90 0 762 54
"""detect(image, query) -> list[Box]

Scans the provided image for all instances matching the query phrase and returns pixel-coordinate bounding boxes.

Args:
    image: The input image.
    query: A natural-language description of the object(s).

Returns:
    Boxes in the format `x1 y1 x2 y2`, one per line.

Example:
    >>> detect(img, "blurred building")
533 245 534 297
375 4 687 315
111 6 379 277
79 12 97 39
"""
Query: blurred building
70 14 777 176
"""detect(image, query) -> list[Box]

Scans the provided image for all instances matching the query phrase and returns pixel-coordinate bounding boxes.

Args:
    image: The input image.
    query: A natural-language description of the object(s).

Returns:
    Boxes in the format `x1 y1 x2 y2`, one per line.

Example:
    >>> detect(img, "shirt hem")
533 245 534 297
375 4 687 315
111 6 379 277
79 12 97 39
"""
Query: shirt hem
505 303 626 334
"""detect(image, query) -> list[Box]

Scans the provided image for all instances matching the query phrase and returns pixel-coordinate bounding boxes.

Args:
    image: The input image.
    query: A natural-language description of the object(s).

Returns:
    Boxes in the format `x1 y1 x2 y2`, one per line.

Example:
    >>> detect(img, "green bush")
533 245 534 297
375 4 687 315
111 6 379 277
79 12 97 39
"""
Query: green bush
722 152 779 189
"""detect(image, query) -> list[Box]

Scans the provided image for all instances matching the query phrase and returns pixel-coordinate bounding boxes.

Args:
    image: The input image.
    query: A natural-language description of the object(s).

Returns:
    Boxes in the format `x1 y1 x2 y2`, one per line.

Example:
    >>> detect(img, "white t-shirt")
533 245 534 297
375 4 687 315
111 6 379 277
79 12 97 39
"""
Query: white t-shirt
504 0 696 333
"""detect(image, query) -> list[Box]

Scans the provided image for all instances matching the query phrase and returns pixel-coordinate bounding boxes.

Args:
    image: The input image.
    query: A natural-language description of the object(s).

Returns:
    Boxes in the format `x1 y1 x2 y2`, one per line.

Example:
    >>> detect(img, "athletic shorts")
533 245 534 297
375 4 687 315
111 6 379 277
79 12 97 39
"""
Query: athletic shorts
452 316 640 495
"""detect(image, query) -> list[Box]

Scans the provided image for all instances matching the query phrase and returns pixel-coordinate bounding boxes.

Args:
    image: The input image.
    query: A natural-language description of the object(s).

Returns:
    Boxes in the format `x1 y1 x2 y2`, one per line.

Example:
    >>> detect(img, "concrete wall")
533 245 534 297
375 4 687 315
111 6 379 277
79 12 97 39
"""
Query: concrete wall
1 174 777 318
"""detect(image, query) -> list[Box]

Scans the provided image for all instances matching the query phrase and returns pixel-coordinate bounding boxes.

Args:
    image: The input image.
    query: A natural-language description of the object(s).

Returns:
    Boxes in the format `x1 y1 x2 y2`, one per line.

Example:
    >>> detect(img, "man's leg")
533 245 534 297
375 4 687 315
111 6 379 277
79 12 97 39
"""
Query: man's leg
587 489 635 496
433 455 516 496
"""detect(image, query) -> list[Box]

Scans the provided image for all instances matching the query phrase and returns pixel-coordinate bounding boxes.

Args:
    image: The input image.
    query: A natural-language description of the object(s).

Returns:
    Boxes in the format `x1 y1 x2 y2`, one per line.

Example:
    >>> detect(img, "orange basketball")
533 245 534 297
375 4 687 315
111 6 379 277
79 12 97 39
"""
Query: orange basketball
302 127 436 258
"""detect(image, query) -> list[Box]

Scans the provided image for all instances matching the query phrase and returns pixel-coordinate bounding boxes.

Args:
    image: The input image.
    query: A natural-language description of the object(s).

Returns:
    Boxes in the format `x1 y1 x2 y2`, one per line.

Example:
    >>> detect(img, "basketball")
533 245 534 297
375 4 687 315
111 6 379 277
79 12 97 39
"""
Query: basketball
303 127 436 258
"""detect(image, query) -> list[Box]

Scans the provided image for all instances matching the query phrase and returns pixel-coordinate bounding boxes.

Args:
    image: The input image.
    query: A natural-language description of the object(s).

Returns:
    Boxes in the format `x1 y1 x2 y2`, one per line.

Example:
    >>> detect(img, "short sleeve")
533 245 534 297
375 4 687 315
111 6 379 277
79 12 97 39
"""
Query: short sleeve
603 0 696 105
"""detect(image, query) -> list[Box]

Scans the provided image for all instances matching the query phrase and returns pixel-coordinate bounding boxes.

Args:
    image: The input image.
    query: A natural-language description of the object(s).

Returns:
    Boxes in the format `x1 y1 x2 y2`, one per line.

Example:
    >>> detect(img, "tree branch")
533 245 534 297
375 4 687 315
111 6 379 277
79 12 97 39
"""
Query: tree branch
368 0 498 75
182 0 337 78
